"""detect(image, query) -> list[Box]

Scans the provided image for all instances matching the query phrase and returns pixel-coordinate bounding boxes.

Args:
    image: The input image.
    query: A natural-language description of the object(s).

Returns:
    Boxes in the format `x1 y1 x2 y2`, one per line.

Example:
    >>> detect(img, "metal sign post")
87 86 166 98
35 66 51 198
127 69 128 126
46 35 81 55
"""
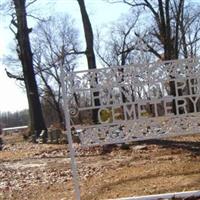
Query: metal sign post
60 65 81 200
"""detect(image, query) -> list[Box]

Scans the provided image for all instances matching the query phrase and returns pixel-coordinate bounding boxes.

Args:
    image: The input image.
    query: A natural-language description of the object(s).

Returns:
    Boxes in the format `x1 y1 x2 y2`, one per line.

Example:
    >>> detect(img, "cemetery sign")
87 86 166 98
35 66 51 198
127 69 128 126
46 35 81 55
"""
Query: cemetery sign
62 57 200 146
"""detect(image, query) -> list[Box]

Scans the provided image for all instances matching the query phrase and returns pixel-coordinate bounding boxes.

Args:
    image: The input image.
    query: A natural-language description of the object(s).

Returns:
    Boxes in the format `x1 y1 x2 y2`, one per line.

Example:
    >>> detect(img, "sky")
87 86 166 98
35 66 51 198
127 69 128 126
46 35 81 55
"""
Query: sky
0 0 129 113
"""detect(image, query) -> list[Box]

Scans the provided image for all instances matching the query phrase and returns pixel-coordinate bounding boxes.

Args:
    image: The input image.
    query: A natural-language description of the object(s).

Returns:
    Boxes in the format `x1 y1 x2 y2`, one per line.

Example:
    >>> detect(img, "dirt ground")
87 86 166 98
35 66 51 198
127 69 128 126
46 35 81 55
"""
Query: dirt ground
0 133 200 200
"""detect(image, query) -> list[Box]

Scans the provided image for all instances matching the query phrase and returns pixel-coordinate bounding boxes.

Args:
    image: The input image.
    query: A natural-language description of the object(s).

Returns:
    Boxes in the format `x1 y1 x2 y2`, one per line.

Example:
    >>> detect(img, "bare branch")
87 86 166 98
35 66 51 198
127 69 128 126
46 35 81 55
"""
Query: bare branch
107 0 147 7
96 50 112 67
5 68 24 81
9 23 17 35
26 0 37 8
9 14 18 35
27 14 47 22
135 32 162 59
144 0 158 18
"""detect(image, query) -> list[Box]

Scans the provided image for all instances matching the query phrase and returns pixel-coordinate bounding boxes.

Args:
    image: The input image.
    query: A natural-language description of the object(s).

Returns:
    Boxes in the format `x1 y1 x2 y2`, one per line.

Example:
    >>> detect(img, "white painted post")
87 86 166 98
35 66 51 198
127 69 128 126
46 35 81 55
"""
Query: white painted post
60 65 81 200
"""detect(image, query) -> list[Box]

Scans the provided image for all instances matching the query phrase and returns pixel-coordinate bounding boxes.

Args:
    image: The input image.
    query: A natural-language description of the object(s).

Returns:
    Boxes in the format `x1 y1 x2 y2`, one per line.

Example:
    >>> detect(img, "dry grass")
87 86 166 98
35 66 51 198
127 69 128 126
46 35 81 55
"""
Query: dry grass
0 133 200 200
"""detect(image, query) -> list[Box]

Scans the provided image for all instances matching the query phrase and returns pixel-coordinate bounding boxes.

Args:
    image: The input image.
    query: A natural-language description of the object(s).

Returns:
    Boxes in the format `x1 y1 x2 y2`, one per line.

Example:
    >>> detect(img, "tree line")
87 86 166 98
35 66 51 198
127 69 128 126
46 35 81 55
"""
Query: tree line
1 0 200 140
0 110 29 128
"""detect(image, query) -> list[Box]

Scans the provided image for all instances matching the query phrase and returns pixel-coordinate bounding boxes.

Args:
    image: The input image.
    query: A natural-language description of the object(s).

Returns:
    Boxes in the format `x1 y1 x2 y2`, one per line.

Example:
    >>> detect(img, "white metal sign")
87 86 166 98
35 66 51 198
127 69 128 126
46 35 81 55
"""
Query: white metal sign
63 57 200 146
60 57 200 199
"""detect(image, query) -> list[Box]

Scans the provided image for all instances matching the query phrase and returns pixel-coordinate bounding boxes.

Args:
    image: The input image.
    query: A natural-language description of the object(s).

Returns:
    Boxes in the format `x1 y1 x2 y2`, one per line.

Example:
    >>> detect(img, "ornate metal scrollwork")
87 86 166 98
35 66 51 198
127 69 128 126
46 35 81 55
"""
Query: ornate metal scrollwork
62 57 200 146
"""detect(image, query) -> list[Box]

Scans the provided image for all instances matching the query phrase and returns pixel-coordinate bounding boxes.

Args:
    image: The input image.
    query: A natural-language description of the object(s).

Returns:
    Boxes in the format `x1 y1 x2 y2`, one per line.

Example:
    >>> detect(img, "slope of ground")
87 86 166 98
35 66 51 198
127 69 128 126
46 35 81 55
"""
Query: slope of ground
0 133 200 200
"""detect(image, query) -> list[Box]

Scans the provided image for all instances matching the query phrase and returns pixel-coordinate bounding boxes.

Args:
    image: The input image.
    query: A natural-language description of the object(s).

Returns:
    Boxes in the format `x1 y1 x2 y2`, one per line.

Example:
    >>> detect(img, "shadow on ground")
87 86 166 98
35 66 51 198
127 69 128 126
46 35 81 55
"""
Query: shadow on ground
136 138 200 156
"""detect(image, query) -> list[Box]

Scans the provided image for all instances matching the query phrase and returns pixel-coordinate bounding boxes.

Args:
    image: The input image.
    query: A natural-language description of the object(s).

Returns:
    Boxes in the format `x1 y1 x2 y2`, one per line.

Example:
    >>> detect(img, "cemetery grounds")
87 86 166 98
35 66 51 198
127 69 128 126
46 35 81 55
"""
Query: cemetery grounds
0 132 200 200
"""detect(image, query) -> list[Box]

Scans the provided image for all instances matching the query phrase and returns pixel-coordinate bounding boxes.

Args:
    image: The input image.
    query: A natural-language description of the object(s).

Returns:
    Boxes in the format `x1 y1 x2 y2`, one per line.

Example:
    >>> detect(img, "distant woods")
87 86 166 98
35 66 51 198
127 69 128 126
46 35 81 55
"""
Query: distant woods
0 110 29 128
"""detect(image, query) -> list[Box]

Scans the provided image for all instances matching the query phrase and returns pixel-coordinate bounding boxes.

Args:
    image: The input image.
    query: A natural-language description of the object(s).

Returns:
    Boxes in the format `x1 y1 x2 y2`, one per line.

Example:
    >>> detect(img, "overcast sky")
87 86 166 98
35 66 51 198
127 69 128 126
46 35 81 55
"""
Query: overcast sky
0 0 130 112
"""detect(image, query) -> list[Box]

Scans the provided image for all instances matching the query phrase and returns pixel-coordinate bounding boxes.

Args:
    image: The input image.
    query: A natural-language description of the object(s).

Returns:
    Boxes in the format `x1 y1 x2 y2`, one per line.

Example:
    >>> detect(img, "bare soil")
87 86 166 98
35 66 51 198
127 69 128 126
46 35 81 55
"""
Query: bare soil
0 133 200 200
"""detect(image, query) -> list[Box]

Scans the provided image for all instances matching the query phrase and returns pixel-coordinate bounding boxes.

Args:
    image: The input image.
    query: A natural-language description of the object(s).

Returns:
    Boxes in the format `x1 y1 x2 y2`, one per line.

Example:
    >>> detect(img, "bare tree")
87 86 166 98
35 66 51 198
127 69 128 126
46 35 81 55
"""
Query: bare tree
77 0 100 124
179 3 200 58
32 15 81 127
108 0 200 59
96 11 157 105
96 10 150 67
107 0 200 113
120 0 184 60
9 0 47 140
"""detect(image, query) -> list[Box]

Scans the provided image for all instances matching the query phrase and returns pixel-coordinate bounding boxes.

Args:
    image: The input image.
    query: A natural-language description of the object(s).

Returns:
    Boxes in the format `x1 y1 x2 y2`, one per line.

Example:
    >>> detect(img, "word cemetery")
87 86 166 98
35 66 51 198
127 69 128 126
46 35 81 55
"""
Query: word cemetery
62 58 200 146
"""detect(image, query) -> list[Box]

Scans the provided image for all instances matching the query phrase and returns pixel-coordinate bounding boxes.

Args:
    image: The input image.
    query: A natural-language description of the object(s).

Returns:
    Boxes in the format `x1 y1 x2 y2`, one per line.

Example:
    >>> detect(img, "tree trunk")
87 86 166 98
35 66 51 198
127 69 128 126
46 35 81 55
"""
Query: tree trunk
157 0 183 114
13 0 47 140
77 0 100 124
